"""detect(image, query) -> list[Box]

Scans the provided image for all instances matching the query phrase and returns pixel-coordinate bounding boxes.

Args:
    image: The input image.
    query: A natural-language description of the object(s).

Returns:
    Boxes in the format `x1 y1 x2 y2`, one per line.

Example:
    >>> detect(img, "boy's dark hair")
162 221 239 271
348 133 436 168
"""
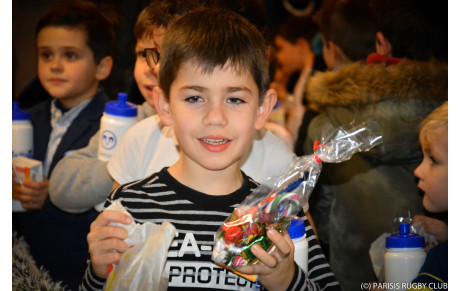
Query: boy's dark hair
134 0 204 41
370 0 447 61
160 8 269 101
36 0 121 64
275 16 319 45
134 0 269 43
314 0 376 61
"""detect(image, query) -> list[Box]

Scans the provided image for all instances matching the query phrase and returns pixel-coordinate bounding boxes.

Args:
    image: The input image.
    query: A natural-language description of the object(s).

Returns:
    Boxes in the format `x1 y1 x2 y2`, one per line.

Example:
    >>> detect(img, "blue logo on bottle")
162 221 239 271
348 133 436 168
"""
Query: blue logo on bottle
101 130 117 150
12 149 33 159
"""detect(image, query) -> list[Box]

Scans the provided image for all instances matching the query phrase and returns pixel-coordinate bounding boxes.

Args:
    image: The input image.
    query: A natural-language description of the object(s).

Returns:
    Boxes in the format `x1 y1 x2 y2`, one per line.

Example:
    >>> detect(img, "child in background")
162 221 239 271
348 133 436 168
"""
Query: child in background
81 8 340 291
270 15 325 147
314 0 376 71
409 101 448 289
294 0 377 156
302 0 447 288
12 1 119 289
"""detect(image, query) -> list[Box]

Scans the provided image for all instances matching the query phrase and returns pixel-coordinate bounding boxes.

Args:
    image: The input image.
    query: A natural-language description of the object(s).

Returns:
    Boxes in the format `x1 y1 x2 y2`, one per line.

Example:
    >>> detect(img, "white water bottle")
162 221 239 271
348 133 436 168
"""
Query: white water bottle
12 102 33 159
97 93 137 162
288 218 308 274
384 223 426 291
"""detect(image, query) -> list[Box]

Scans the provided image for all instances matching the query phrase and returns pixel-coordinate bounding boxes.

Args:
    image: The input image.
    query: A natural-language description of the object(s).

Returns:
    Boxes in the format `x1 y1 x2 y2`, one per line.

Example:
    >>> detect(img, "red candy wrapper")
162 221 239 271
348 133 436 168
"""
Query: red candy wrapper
212 121 383 274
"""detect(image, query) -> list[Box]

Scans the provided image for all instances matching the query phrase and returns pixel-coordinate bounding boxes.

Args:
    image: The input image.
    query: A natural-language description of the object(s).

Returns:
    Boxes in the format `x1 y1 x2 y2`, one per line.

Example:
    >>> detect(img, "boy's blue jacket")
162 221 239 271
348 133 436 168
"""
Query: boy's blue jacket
18 89 108 290
30 89 108 175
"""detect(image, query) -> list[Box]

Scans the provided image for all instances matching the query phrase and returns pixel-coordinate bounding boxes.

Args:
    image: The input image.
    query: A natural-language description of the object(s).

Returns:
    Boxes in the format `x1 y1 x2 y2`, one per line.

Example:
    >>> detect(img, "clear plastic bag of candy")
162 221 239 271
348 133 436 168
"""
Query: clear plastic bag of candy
212 121 383 270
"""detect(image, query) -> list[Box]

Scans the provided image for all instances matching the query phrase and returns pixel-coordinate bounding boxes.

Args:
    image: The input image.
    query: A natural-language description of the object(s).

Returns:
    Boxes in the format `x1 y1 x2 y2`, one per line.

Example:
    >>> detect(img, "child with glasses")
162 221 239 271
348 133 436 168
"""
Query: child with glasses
12 0 119 289
81 8 340 291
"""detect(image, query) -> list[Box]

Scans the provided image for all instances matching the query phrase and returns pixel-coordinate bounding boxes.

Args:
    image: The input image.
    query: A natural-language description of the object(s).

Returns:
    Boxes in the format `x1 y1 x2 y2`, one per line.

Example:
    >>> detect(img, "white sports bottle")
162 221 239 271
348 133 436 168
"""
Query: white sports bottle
288 217 308 274
384 223 426 291
97 93 137 162
12 101 33 159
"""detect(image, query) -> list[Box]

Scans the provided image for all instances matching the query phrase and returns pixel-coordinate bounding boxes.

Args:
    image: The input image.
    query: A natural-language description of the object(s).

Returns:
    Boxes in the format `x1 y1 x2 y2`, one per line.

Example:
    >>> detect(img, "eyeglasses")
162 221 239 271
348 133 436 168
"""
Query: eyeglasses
144 48 160 69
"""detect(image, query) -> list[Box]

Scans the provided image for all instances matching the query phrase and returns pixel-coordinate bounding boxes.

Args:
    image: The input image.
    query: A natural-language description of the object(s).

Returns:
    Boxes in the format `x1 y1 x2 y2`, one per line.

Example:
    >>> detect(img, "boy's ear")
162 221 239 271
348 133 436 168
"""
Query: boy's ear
255 88 277 130
329 41 349 64
152 86 173 126
375 32 393 57
95 56 113 81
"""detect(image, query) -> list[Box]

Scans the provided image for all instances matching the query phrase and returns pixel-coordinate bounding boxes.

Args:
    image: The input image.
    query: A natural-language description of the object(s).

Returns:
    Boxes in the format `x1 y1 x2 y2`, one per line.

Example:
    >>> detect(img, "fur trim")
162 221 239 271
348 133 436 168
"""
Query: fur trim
307 60 448 111
12 232 68 291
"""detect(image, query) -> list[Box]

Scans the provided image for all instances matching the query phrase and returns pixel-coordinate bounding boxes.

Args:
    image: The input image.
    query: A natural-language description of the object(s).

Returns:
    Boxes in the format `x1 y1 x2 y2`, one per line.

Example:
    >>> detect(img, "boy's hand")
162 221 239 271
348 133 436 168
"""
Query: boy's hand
87 210 132 278
12 176 49 210
237 228 296 291
413 215 448 243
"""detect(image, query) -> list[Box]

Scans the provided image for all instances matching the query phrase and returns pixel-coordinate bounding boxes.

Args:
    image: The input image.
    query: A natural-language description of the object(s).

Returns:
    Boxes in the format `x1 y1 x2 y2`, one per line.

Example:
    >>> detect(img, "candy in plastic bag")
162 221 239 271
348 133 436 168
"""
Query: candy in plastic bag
212 121 383 270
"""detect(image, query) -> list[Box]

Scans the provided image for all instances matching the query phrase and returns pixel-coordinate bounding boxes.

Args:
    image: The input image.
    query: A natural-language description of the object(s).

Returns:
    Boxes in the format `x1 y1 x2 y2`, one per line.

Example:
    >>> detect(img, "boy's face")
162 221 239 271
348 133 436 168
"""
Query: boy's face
414 131 448 212
134 27 165 105
37 26 108 108
156 61 275 172
274 36 303 74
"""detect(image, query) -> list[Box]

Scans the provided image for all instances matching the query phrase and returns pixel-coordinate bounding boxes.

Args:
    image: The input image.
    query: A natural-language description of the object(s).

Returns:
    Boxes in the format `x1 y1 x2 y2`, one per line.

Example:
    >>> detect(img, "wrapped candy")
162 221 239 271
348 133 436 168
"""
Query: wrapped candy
212 121 383 273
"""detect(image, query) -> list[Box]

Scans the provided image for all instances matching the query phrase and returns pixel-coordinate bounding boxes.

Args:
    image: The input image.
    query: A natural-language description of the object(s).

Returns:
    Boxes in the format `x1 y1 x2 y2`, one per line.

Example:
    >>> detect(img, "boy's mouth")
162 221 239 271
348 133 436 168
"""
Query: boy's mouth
200 138 229 145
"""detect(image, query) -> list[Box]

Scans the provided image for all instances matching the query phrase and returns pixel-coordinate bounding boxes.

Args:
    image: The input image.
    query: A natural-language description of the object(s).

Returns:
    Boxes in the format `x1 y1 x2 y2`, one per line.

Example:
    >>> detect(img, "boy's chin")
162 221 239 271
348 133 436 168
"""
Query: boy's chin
422 196 447 213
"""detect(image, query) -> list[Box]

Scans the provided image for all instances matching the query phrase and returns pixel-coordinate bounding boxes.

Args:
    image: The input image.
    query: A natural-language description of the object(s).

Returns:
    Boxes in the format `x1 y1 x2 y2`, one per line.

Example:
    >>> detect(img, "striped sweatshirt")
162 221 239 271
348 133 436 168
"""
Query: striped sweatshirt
80 167 341 291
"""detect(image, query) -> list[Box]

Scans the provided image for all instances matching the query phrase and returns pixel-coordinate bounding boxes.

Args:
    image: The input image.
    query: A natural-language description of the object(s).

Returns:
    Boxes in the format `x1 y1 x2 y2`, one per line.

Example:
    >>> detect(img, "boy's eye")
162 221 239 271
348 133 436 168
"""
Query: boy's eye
65 51 78 60
429 155 439 165
185 96 203 103
39 51 53 61
227 97 245 104
136 51 147 59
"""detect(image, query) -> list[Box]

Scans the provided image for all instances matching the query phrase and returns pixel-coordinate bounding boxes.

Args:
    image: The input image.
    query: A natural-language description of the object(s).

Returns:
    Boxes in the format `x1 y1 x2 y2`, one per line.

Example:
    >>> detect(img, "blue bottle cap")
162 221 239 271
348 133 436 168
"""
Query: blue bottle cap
288 218 305 239
385 223 425 249
12 101 30 120
104 92 137 117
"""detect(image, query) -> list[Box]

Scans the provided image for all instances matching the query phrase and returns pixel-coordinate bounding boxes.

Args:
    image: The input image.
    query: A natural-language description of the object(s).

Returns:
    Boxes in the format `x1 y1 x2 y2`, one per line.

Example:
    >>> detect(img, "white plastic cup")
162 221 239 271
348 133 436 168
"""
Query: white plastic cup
384 223 426 291
97 93 137 162
288 218 309 274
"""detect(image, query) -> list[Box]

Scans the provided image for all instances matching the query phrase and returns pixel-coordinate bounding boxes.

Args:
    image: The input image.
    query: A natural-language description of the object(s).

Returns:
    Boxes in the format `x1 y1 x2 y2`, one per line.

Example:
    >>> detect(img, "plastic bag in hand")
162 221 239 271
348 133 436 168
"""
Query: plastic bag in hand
104 200 176 291
212 121 383 269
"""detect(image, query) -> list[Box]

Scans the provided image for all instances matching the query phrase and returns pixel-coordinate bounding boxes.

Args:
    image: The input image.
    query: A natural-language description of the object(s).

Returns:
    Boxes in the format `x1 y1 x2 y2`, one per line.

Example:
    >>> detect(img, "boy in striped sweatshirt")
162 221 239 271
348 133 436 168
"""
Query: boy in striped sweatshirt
81 8 340 291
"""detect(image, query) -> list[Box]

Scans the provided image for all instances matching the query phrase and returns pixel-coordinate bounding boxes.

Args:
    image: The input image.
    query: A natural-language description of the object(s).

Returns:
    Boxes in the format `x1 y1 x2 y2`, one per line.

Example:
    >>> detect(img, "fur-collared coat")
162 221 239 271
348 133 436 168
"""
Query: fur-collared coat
302 60 447 291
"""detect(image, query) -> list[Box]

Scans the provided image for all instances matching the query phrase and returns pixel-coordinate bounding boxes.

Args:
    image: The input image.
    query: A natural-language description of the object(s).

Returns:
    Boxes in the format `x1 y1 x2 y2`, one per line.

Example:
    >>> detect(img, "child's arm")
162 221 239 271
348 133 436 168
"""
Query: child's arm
88 210 132 277
80 210 132 290
49 131 114 213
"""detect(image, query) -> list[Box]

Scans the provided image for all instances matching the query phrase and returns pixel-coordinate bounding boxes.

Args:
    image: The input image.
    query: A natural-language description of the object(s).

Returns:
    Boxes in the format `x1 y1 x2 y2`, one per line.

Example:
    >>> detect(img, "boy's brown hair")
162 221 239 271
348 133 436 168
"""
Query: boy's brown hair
314 0 376 61
36 0 120 64
134 0 269 44
159 8 270 101
133 0 204 41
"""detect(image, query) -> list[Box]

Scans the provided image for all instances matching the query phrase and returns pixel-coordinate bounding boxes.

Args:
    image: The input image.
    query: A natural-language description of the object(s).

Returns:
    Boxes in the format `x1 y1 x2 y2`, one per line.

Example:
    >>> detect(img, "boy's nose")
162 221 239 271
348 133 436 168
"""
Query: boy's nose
413 164 423 180
203 103 227 127
50 57 63 72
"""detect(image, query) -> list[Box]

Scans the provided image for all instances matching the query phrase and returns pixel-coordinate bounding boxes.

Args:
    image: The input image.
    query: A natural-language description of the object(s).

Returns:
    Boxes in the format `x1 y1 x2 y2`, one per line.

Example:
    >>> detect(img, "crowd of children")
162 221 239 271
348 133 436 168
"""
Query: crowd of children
12 0 448 290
